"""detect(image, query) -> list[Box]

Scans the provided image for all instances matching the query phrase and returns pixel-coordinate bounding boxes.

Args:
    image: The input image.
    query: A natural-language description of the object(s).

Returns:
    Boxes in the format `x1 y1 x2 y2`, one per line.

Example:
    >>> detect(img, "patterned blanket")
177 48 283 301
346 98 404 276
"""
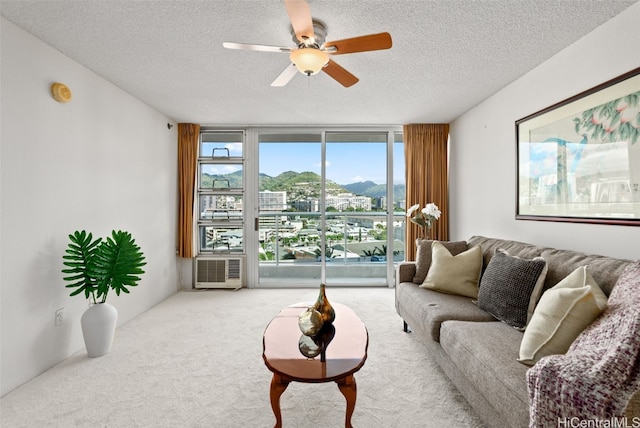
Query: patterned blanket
527 261 640 427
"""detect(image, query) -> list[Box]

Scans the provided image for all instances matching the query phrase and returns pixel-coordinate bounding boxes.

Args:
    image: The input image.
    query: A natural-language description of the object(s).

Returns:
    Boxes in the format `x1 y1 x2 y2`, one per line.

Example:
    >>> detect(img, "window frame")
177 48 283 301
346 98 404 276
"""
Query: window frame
196 126 404 288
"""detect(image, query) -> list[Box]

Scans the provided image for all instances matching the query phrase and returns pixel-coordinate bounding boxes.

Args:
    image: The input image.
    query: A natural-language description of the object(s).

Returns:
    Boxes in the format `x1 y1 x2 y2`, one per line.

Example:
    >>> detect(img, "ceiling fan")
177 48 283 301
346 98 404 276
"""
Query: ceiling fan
222 0 392 88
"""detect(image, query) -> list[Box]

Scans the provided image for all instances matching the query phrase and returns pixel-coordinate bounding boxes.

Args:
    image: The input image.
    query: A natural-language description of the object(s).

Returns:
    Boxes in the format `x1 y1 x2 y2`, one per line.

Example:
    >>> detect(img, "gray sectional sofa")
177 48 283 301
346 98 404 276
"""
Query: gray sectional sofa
395 235 639 427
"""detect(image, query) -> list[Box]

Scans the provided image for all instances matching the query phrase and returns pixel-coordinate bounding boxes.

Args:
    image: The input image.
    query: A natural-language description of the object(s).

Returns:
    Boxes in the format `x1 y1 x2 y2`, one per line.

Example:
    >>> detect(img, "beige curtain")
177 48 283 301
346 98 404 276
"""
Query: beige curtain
177 123 200 258
403 123 450 261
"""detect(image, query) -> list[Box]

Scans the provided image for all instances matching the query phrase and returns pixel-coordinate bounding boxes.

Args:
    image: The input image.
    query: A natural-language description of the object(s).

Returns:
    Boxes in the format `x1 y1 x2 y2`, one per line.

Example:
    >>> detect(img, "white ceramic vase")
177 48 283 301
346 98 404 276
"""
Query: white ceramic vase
81 302 118 358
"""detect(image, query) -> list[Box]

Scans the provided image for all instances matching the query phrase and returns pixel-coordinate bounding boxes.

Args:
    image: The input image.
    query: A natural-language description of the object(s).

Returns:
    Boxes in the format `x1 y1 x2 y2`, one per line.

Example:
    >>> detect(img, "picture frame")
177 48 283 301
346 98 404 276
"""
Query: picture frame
516 67 640 226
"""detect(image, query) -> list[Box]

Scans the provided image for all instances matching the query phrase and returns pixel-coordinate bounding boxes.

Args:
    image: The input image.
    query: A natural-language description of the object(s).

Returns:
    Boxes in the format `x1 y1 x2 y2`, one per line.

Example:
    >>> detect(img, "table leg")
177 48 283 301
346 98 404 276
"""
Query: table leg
336 375 357 428
269 373 290 428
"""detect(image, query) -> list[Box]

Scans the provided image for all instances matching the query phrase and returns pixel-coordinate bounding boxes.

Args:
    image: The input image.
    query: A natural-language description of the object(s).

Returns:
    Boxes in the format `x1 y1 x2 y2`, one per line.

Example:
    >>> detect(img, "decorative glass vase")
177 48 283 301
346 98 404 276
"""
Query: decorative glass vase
423 224 432 240
313 283 335 325
298 306 323 337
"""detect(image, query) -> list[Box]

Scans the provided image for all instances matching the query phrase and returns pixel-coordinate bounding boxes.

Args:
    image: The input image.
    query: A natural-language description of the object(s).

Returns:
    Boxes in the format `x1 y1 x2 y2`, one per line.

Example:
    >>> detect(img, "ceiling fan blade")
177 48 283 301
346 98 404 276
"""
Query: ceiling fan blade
223 42 292 53
284 0 314 42
324 32 392 55
322 60 359 88
271 63 298 87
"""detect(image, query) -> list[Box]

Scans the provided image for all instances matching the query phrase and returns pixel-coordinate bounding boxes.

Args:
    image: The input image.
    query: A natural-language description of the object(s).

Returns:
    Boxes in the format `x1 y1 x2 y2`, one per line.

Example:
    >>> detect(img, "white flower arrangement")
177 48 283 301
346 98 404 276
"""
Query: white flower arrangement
406 203 441 238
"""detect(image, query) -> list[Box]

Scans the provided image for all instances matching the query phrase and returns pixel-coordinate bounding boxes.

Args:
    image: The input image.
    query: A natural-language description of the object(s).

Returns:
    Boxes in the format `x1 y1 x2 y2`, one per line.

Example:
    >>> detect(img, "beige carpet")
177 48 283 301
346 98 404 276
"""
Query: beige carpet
1 288 485 427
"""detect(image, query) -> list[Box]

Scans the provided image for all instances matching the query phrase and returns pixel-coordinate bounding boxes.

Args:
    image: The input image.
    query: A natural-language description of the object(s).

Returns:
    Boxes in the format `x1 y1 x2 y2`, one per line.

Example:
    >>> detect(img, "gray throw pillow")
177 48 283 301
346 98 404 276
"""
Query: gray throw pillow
413 239 468 284
477 249 548 330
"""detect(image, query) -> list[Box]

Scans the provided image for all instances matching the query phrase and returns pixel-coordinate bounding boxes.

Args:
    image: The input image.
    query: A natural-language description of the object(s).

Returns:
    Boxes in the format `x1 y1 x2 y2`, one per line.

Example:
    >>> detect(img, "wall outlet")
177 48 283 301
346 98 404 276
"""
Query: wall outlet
55 308 64 326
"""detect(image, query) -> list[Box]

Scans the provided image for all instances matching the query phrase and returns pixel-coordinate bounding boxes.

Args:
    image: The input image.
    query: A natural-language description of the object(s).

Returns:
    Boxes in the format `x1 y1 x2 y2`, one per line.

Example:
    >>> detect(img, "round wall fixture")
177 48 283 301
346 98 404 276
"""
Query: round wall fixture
51 82 72 103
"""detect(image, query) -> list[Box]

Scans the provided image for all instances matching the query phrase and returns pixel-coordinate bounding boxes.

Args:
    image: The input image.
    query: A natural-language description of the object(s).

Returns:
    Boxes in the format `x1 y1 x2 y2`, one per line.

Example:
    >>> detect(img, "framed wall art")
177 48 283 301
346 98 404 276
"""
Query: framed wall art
516 67 640 225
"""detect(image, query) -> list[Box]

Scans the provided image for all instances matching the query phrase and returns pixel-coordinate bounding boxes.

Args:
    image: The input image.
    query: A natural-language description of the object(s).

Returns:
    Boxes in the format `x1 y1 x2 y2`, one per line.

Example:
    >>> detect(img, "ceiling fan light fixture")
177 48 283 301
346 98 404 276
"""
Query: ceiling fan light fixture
290 48 329 76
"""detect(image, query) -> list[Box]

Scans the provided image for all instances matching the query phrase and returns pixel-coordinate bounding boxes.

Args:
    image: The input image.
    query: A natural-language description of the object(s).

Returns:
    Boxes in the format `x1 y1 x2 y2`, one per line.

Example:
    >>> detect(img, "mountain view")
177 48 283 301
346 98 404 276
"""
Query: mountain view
202 170 406 206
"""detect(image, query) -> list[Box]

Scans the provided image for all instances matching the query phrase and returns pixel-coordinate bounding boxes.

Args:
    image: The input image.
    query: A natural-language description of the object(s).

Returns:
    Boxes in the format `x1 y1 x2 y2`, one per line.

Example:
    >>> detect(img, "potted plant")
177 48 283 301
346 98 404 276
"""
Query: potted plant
62 230 146 357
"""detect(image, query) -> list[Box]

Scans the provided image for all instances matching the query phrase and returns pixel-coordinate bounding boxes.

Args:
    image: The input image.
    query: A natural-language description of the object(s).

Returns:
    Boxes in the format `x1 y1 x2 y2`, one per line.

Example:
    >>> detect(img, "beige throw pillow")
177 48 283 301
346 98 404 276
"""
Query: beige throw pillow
518 266 607 366
413 239 468 284
420 241 482 298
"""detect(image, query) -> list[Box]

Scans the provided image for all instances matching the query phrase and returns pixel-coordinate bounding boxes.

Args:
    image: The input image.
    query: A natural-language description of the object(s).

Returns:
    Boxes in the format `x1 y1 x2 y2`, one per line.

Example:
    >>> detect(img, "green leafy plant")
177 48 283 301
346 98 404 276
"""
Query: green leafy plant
62 230 146 304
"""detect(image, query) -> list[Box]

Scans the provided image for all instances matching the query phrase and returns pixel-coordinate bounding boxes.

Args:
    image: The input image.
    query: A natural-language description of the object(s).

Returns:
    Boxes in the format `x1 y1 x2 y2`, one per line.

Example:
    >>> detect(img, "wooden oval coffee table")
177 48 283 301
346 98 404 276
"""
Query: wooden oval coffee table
263 302 368 428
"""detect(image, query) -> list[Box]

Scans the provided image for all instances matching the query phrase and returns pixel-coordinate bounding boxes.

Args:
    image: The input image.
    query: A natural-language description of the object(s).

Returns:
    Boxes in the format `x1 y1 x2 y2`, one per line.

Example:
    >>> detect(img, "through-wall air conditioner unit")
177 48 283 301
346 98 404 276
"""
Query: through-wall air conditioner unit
194 256 244 289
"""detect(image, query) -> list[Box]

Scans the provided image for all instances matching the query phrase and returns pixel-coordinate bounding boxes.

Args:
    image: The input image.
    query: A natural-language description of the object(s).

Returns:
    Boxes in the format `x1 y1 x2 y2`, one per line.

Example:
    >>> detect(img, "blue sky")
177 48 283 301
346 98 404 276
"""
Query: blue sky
259 142 405 185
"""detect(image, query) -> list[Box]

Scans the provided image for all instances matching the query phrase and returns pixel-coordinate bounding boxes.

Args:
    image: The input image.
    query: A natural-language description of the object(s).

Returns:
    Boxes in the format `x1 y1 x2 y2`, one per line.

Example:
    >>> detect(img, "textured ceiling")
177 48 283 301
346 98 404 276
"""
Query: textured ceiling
1 0 637 125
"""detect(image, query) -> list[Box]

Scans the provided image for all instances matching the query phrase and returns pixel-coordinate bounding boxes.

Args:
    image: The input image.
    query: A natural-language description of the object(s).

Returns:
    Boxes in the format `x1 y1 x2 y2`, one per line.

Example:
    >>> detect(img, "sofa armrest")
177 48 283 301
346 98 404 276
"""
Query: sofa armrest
396 262 417 285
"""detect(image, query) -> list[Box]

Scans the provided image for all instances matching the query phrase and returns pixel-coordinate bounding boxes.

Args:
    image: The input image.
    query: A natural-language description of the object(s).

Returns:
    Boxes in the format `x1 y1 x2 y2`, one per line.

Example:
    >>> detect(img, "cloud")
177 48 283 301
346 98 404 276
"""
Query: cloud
225 142 243 155
204 165 241 175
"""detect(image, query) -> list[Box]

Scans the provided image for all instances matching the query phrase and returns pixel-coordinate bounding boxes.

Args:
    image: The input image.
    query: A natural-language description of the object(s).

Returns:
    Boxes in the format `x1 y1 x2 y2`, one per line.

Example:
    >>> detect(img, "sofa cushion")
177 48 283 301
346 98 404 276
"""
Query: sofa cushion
477 249 547 330
413 239 468 284
421 241 482 298
467 235 551 272
518 266 607 366
395 282 496 342
440 320 530 428
467 236 632 295
539 248 631 296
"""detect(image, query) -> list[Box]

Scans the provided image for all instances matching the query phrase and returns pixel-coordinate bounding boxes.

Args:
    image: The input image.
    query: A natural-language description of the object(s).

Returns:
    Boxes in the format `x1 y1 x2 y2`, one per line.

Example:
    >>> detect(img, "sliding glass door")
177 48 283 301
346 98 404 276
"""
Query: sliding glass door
256 130 405 287
258 132 323 286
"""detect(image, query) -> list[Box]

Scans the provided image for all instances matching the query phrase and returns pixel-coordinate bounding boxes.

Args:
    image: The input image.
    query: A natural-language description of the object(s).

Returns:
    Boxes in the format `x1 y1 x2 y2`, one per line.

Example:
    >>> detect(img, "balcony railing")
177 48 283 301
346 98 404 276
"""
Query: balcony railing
258 211 407 286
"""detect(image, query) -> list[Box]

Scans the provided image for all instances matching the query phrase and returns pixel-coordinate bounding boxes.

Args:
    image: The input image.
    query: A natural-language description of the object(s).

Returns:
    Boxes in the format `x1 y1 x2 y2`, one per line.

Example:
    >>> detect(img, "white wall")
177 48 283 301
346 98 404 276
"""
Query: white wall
0 18 179 395
178 258 194 290
450 3 640 260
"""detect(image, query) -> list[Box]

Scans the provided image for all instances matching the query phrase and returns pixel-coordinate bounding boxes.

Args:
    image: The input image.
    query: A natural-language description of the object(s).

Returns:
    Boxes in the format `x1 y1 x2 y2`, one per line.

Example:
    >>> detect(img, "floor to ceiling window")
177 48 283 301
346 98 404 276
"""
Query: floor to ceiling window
256 129 405 287
195 127 405 288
